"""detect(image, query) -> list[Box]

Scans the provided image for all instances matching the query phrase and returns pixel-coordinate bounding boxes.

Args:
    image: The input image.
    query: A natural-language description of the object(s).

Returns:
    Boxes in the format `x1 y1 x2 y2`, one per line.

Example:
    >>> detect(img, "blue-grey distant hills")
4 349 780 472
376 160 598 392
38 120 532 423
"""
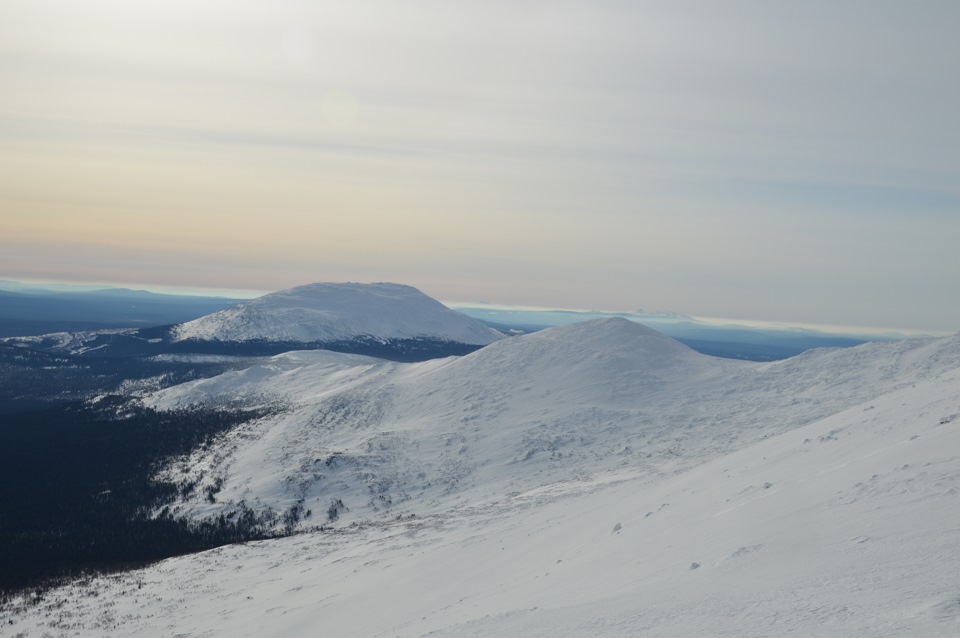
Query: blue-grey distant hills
0 282 506 412
0 279 908 364
0 282 504 362
0 283 243 337
453 305 877 361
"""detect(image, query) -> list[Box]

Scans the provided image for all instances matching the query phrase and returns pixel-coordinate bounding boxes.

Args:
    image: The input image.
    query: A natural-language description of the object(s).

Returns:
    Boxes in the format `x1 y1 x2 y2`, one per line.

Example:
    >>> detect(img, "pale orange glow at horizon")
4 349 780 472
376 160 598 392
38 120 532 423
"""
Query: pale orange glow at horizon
2 1 959 331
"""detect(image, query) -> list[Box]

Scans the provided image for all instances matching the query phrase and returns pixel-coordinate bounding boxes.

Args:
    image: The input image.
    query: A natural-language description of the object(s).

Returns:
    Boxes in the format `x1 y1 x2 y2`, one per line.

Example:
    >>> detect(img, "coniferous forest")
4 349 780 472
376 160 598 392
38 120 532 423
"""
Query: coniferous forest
0 398 284 597
0 321 484 602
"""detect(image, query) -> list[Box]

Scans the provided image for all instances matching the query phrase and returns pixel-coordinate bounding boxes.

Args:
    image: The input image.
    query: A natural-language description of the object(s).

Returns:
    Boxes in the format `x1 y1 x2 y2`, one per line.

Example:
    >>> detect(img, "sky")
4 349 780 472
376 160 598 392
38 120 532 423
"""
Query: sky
1 1 958 332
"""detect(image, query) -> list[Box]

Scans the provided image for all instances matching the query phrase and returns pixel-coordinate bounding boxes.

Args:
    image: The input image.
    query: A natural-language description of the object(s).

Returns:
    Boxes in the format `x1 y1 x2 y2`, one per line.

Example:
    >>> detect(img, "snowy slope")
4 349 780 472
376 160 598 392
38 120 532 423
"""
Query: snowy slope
5 352 960 637
142 320 960 532
144 319 741 522
171 282 503 346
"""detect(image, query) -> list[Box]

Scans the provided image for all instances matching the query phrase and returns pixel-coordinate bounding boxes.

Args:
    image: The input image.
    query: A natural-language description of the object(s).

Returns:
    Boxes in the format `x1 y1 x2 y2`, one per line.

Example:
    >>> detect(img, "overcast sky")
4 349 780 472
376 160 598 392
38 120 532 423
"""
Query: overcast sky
2 1 958 331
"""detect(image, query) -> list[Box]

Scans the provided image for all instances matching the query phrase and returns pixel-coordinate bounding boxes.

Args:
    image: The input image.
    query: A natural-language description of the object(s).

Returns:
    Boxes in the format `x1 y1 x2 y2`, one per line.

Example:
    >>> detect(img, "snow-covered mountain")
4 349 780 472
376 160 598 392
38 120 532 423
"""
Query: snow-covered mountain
0 282 504 362
5 319 960 637
172 282 503 346
143 319 960 528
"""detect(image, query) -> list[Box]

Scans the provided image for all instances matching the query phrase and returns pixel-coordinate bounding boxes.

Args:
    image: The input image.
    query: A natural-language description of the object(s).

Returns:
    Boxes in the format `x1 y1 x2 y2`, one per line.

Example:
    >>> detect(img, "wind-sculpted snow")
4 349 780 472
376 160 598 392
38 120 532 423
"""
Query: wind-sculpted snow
6 353 960 637
142 320 960 533
171 282 503 346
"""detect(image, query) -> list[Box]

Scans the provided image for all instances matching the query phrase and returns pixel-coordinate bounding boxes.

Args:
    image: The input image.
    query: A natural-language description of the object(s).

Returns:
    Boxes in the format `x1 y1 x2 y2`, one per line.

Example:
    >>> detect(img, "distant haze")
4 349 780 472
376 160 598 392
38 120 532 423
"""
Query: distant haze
1 2 958 332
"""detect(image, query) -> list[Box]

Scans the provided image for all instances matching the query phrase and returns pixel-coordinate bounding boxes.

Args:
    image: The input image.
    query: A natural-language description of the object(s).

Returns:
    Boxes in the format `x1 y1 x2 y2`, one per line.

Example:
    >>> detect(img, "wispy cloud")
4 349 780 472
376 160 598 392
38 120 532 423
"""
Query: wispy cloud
1 1 958 331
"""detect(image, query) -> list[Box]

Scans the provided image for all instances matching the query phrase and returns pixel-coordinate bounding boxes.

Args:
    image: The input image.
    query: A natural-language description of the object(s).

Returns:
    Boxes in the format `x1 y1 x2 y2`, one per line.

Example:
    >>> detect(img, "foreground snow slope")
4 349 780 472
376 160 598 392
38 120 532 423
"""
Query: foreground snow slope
6 360 959 637
146 320 960 527
171 282 503 345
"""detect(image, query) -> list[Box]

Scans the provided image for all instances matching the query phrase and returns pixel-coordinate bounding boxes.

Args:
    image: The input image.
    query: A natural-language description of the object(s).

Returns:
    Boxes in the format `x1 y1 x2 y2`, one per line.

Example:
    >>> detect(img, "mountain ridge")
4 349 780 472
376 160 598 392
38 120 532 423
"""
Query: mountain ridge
142 320 960 531
0 282 504 363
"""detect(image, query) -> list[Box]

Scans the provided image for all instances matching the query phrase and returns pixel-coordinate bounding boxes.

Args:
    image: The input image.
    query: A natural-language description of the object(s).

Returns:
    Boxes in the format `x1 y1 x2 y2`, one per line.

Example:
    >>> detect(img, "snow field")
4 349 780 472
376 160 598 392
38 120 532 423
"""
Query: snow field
4 320 959 637
5 365 959 636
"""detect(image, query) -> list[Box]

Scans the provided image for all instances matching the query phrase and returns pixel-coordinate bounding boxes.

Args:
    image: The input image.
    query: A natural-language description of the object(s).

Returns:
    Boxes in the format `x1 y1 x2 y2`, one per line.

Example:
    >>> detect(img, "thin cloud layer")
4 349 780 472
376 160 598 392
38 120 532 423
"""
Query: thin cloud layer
1 1 958 330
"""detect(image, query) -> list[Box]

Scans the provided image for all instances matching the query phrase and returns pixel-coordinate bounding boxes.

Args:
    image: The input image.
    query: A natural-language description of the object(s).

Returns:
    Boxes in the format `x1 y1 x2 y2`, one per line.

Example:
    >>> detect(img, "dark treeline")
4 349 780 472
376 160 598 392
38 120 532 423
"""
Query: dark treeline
4 326 486 363
0 398 284 597
167 335 485 361
0 344 252 414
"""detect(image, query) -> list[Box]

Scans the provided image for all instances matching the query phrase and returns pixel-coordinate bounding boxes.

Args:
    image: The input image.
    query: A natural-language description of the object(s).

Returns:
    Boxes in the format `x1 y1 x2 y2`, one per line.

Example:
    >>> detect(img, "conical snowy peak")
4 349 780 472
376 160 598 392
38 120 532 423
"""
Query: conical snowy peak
409 317 734 410
450 317 709 377
521 316 696 356
171 282 503 346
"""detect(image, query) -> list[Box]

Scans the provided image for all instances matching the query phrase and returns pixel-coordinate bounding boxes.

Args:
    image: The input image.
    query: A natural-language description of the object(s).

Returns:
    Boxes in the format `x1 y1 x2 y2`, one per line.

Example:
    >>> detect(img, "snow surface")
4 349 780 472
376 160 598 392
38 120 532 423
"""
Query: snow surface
144 319 960 527
5 320 960 637
171 282 503 346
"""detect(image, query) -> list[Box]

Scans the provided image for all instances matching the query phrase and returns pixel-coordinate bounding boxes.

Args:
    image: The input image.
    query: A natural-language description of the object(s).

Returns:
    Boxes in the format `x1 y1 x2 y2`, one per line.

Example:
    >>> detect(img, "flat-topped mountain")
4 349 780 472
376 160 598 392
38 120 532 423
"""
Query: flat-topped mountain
1 282 504 362
172 282 503 346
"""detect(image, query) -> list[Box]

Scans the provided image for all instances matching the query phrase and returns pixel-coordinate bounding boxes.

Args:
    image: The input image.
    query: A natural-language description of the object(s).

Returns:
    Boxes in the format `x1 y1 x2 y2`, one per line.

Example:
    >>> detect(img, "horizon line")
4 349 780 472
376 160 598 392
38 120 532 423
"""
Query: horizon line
1 276 952 339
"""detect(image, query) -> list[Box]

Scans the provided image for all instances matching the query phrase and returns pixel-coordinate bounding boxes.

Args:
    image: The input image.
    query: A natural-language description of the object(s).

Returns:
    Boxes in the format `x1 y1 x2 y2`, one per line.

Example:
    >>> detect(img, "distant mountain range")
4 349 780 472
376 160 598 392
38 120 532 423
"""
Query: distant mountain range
0 282 504 362
450 305 878 360
1 279 904 362
0 284 243 337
